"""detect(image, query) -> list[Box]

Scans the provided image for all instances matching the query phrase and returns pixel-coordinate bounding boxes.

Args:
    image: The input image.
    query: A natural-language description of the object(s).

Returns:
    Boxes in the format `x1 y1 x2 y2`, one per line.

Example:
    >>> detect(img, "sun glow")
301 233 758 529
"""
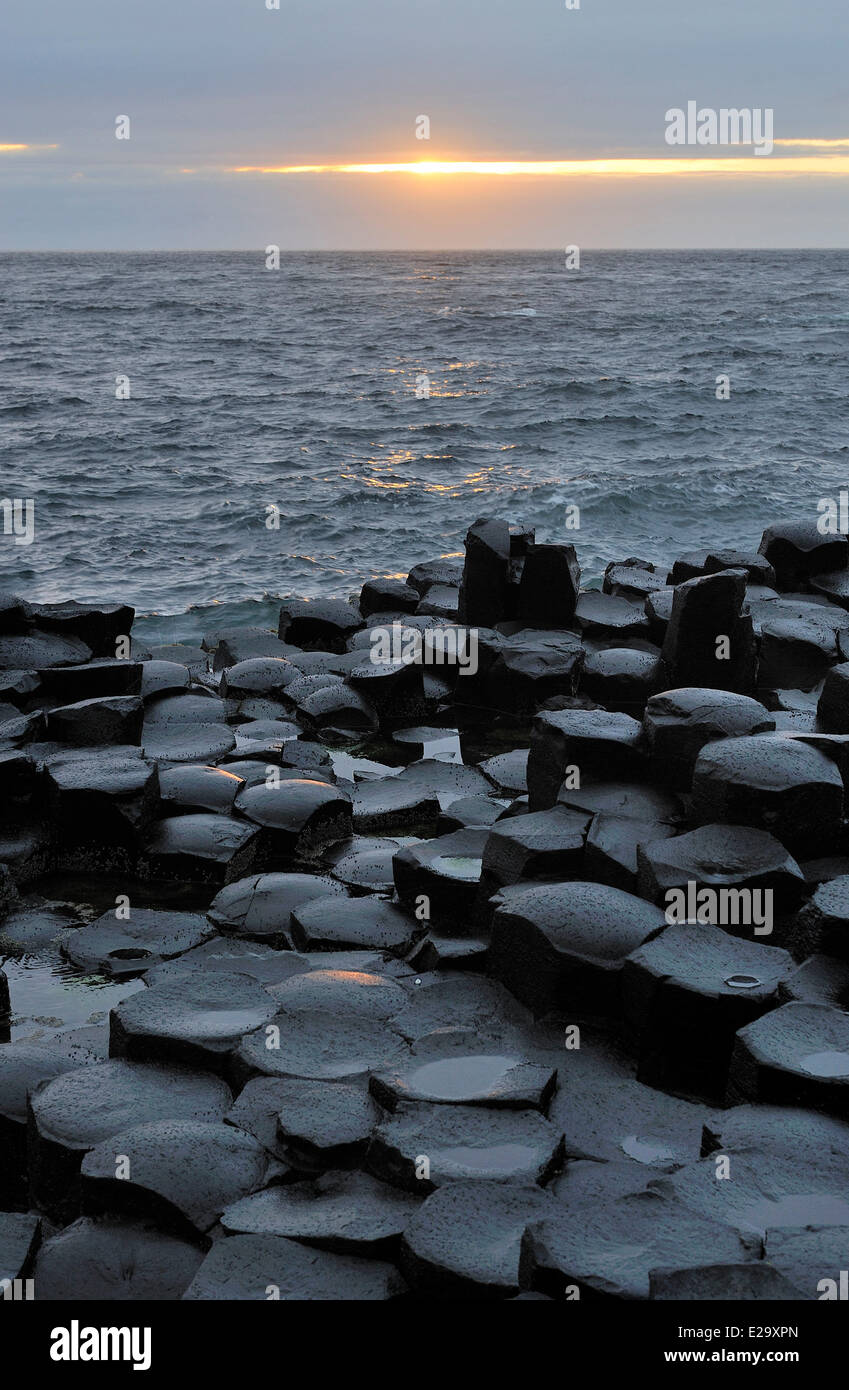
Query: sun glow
231 156 849 177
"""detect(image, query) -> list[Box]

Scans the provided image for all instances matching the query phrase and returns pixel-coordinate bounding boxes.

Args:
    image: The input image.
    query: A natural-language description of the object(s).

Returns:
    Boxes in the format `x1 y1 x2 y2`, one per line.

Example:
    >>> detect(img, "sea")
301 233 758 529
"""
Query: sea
1 249 847 645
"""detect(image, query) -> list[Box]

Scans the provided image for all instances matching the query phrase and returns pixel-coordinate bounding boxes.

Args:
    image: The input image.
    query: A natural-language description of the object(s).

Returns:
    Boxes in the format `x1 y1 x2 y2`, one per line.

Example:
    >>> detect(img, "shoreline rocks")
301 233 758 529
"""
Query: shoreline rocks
3 514 849 1300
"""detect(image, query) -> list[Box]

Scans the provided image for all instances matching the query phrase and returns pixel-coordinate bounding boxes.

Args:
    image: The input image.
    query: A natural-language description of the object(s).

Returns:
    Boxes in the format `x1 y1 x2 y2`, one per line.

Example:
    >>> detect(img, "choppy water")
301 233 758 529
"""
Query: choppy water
1 250 847 644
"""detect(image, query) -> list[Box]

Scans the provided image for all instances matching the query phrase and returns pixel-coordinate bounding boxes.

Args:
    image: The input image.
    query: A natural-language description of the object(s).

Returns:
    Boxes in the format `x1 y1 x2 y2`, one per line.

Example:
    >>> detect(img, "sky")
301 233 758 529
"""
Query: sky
1 0 847 249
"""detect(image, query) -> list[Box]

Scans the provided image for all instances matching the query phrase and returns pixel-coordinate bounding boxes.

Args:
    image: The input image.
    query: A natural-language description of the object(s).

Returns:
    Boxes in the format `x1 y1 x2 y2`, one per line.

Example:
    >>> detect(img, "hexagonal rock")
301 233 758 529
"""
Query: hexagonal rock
219 657 298 699
45 695 143 747
581 647 662 714
389 975 529 1044
516 544 581 626
370 1047 557 1113
351 778 439 836
235 969 409 1085
585 814 677 895
140 659 191 697
142 722 237 764
728 1001 849 1116
0 1035 104 1202
780 954 849 1008
278 598 363 653
528 708 645 811
818 662 849 732
407 558 464 596
811 568 849 611
183 1231 404 1300
28 1059 231 1222
208 871 347 947
557 778 683 824
360 578 420 616
44 753 159 848
368 1103 564 1193
702 1100 849 1169
438 796 502 833
478 748 528 796
399 1181 553 1297
650 1263 803 1301
758 615 840 692
58 907 214 980
325 836 400 894
574 591 649 640
0 629 92 669
603 560 667 599
290 895 414 955
489 881 666 1017
622 924 794 1099
39 658 142 703
643 687 775 789
758 519 848 590
0 1210 40 1283
661 570 756 693
470 631 583 715
457 518 513 627
636 823 806 920
268 1078 381 1169
478 806 589 901
233 778 352 866
765 1227 849 1300
520 1189 754 1300
110 970 278 1075
393 757 491 808
140 813 259 884
34 1217 204 1300
222 1169 417 1256
80 1119 268 1235
158 764 245 814
691 735 843 858
393 829 487 930
786 875 849 961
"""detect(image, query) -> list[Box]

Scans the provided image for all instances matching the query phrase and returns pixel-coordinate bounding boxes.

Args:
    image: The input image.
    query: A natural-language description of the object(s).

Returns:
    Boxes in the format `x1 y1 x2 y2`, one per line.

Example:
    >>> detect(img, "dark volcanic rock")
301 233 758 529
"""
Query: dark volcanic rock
489 881 665 1016
637 823 805 919
208 871 347 946
28 1059 231 1222
290 895 414 955
393 829 487 930
728 1001 849 1115
400 1181 553 1297
278 598 363 653
691 734 843 857
368 1103 564 1192
0 629 92 670
758 520 848 590
45 752 159 849
140 813 259 884
622 923 793 1098
520 1189 754 1300
0 1210 40 1283
45 695 143 746
585 813 677 895
58 907 214 979
581 647 662 714
159 764 245 814
34 1217 203 1300
458 518 512 627
528 708 645 810
360 577 420 616
30 600 134 659
271 1078 381 1169
234 778 352 865
183 1231 404 1300
479 806 589 900
220 657 298 698
818 662 849 732
80 1119 268 1235
787 876 849 961
109 970 278 1074
370 1046 556 1113
39 658 142 703
222 1169 418 1254
650 1263 802 1300
661 570 755 693
643 687 774 789
517 543 581 626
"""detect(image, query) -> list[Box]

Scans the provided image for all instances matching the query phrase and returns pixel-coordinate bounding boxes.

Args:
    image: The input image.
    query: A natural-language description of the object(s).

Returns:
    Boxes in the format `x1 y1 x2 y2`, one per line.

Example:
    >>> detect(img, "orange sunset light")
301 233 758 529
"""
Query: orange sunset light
230 156 849 177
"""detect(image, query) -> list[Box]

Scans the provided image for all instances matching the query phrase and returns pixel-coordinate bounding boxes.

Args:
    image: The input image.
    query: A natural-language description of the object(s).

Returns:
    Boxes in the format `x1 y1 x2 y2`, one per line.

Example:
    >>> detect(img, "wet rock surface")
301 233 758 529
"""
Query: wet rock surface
3 518 849 1300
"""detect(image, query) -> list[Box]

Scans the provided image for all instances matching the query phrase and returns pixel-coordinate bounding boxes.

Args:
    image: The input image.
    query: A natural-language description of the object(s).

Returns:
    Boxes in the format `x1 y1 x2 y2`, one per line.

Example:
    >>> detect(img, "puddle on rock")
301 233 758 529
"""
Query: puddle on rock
800 1051 849 1078
621 1134 678 1165
406 1055 518 1099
